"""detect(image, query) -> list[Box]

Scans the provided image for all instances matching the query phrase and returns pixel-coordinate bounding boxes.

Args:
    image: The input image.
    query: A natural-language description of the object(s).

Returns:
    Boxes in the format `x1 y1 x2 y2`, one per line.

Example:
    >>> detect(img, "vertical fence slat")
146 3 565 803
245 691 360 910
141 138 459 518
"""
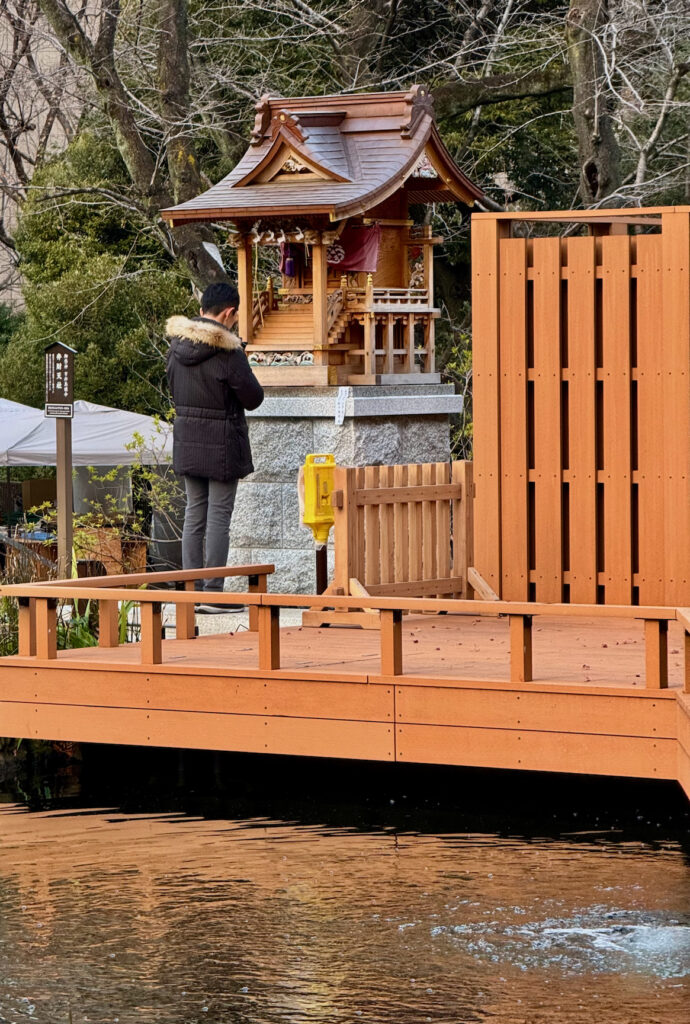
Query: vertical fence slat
408 463 423 582
333 466 355 594
364 464 380 587
499 238 530 599
379 465 395 585
635 234 665 605
421 462 436 581
567 236 598 604
661 212 690 606
436 462 451 596
532 238 563 602
601 235 633 604
452 460 473 598
355 467 366 586
393 463 408 584
472 218 505 595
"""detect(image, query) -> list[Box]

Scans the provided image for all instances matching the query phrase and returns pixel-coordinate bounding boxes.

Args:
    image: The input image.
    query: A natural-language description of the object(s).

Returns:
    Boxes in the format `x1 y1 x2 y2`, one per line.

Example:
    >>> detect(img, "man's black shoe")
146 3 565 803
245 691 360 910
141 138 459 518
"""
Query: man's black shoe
196 602 246 614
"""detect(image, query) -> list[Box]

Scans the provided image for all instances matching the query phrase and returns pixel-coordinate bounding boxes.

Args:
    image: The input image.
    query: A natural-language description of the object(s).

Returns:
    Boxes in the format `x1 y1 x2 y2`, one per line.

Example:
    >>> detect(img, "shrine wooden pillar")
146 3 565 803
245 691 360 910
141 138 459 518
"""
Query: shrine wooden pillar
236 235 253 344
311 236 328 350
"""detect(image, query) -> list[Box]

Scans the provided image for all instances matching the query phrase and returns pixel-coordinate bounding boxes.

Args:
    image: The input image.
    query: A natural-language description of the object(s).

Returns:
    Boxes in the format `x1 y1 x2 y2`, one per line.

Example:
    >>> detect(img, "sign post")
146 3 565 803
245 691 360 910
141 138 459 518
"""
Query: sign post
45 342 76 578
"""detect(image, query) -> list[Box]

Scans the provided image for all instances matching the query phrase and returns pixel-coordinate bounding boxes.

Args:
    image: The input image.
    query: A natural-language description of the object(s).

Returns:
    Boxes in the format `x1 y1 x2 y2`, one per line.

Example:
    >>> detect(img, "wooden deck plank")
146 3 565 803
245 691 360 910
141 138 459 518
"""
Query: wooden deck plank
395 724 676 780
4 615 683 689
395 682 676 736
0 703 395 761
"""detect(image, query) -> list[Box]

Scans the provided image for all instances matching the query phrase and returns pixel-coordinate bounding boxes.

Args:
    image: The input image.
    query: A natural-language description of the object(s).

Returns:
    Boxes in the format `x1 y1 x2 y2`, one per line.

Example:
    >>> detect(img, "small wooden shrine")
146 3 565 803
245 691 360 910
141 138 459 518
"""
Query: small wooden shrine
162 86 482 386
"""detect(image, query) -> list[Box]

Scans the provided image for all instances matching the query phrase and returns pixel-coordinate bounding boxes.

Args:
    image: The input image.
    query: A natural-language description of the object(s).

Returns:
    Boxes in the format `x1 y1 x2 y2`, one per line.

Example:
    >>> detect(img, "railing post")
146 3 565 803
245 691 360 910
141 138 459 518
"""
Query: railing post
644 618 668 689
384 317 395 373
258 604 280 670
140 601 162 665
176 581 197 640
17 597 36 657
510 614 532 682
380 608 403 675
35 598 57 660
403 313 414 372
248 573 267 632
685 624 690 694
98 599 120 648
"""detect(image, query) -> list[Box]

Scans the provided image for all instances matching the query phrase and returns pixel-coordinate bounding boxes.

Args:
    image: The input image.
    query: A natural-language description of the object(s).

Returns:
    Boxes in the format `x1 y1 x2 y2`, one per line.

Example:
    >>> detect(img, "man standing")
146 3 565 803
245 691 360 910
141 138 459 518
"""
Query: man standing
166 282 264 610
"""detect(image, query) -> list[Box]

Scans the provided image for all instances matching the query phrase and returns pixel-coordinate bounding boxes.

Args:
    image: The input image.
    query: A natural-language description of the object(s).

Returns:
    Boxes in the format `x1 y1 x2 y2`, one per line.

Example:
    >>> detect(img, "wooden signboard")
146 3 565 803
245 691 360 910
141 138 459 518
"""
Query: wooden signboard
45 342 77 577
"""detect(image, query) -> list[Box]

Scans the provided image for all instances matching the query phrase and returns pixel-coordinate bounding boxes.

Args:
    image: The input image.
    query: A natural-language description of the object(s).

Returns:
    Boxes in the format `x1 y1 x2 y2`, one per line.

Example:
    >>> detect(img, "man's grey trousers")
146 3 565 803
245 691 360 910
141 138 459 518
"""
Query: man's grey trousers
181 475 238 593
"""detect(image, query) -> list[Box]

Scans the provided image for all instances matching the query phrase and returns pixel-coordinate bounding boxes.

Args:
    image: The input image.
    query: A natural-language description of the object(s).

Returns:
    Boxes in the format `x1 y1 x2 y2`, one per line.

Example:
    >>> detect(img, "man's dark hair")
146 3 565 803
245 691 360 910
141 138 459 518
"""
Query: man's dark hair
201 281 240 316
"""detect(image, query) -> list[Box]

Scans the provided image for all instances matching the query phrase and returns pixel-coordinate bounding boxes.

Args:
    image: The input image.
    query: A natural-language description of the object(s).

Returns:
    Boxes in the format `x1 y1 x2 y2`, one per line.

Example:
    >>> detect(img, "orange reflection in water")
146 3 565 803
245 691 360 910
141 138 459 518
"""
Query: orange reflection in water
0 804 688 1024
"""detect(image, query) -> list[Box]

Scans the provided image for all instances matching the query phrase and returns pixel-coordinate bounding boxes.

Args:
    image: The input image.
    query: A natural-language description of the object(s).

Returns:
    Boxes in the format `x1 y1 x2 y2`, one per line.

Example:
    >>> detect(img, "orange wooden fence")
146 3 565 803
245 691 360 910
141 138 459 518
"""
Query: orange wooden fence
330 461 473 599
472 207 690 607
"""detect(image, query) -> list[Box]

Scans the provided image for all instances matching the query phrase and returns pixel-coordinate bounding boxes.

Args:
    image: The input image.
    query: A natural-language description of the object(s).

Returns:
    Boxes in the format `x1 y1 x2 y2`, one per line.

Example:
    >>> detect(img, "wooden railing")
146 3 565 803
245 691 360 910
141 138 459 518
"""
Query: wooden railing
7 565 274 657
252 281 274 330
1 578 686 690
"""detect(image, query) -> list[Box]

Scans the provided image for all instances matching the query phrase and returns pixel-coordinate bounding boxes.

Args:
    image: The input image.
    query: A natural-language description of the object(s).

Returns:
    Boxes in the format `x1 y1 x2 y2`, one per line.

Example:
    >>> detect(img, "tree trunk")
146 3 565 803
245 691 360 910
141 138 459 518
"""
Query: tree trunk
566 0 621 203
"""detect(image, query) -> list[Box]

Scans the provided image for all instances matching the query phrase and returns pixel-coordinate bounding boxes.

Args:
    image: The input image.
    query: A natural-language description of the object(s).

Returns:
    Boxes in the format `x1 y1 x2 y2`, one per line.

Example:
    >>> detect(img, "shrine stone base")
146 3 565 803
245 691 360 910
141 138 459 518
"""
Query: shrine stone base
225 384 462 594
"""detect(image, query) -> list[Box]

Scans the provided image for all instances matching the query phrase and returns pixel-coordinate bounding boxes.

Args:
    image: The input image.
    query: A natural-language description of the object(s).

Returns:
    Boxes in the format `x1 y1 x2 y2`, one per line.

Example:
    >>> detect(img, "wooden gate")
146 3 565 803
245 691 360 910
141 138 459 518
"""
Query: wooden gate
472 207 690 606
303 461 473 627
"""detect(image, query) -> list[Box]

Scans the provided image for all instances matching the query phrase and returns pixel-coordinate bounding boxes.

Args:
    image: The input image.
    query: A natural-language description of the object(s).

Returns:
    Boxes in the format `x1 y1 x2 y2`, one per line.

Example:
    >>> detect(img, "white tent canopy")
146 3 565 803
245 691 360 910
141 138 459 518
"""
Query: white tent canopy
0 399 172 467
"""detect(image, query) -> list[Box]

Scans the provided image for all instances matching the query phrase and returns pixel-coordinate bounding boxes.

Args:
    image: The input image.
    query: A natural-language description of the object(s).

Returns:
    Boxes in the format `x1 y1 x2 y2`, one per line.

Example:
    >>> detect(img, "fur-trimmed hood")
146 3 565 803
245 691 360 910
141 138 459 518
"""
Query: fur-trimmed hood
166 315 243 367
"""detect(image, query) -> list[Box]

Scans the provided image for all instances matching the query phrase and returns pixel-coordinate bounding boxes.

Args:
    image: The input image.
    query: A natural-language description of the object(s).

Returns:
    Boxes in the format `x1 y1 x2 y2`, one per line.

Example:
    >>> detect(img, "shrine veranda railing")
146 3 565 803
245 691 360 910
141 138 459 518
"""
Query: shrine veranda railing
472 207 690 608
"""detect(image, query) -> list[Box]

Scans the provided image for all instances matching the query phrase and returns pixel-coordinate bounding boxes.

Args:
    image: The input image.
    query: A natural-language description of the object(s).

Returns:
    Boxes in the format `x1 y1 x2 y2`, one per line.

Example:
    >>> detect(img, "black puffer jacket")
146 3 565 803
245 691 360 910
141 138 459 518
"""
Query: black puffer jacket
166 315 264 481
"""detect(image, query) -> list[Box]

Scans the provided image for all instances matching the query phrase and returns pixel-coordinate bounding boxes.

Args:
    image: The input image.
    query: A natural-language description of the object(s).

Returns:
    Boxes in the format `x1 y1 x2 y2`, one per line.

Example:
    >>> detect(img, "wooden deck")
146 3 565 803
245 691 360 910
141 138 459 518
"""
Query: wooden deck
1 575 689 799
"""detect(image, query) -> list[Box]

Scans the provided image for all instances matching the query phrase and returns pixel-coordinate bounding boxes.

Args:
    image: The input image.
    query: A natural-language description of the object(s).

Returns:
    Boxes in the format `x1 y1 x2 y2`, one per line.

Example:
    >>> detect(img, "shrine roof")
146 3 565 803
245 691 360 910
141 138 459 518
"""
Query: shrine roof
161 86 483 226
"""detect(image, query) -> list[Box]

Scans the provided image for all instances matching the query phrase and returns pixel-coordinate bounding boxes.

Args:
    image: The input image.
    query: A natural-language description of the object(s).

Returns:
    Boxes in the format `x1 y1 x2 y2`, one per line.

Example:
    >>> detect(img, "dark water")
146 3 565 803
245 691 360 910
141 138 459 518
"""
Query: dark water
0 747 688 1024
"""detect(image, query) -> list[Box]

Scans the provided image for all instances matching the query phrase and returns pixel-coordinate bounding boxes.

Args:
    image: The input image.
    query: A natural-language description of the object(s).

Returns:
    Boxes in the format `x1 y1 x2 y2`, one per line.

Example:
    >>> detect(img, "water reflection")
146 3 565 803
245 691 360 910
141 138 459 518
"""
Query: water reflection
0 749 688 1023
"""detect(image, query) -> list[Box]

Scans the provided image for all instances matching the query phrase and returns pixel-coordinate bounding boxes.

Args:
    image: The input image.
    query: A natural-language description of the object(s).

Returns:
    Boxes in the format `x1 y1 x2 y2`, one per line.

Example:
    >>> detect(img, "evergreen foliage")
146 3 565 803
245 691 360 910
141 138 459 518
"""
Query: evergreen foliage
0 132 194 413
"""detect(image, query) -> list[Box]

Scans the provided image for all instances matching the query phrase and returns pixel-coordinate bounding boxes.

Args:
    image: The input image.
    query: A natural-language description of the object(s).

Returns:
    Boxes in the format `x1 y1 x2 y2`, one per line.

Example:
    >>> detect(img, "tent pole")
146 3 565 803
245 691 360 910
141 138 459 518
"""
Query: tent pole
56 417 73 579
